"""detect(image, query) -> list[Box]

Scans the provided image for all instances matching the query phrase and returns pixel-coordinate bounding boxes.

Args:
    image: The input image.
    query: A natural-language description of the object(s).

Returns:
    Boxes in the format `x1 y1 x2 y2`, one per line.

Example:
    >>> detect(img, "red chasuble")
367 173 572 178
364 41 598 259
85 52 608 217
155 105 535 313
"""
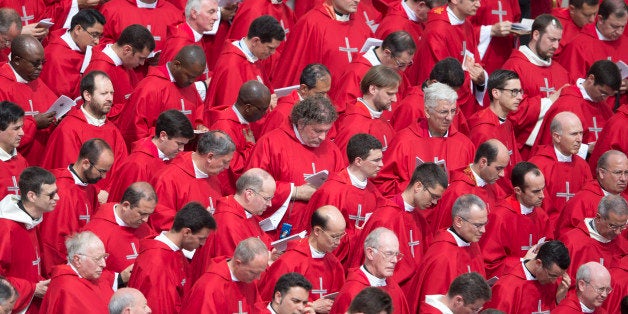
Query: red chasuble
259 89 300 137
589 105 628 173
551 7 587 58
553 290 609 314
227 0 296 42
39 29 85 99
374 2 424 42
0 153 28 200
604 256 628 314
555 180 607 237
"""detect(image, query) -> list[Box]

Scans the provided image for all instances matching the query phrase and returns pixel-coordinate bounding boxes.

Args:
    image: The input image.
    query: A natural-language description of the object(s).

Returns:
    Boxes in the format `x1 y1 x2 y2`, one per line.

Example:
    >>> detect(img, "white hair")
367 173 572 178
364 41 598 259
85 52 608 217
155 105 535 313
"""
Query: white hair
424 82 458 110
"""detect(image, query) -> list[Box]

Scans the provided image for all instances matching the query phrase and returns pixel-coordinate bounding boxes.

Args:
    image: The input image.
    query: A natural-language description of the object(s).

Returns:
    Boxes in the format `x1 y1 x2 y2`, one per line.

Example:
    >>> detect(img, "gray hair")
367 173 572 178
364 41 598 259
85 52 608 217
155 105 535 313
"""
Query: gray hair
0 8 21 34
597 194 628 218
197 130 236 156
185 0 215 18
363 227 395 251
66 231 103 262
236 168 272 194
452 194 487 219
108 288 143 314
424 82 458 110
233 237 268 264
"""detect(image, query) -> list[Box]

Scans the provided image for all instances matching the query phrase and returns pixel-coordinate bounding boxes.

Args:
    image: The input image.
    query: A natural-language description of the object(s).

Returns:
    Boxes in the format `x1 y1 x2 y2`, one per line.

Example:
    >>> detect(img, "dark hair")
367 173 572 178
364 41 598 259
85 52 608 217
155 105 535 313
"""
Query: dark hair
18 166 56 197
570 0 600 9
588 59 622 91
310 208 328 230
408 163 449 190
155 110 194 140
487 69 520 101
621 295 628 314
70 9 105 31
116 24 156 52
0 101 24 131
598 0 628 19
510 161 542 190
447 272 492 305
172 202 216 233
347 133 382 163
80 70 110 101
347 287 393 314
474 141 499 164
531 14 563 35
536 240 571 270
78 138 112 164
381 31 416 56
0 276 16 305
300 63 330 88
247 15 285 43
290 95 338 126
273 272 312 296
430 57 465 88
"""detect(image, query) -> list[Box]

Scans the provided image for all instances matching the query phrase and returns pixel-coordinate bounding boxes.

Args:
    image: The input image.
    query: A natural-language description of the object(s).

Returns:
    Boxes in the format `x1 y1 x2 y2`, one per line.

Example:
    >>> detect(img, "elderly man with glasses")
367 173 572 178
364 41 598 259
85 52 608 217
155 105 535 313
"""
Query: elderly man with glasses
554 261 613 313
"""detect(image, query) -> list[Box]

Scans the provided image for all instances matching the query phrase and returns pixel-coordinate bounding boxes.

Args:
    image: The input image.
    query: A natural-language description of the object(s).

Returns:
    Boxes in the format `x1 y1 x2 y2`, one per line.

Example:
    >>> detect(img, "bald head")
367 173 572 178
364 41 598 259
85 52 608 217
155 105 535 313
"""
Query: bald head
473 139 510 184
10 35 45 81
236 81 271 123
10 34 42 57
170 45 206 88
551 112 583 156
109 287 151 314
174 45 206 67
576 262 611 309
310 205 346 253
597 150 628 194
312 205 345 230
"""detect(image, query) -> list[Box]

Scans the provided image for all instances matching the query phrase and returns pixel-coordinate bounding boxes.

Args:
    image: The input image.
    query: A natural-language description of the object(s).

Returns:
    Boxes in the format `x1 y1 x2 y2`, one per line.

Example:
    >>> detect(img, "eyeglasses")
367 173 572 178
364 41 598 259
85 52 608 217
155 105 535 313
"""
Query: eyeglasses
371 248 404 261
391 54 413 68
605 220 627 232
600 167 628 178
89 161 108 176
498 88 524 97
0 33 11 47
459 216 488 229
78 253 109 263
321 229 347 242
584 281 613 295
16 55 45 68
247 188 273 202
430 107 458 117
423 186 442 201
81 26 103 40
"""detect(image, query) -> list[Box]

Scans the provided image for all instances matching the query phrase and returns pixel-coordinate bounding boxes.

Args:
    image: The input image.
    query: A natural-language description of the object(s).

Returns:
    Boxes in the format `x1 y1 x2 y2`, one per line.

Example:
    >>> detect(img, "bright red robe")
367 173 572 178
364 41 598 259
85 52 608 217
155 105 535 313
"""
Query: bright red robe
588 105 628 173
257 238 345 302
479 195 552 278
227 0 296 42
553 290 608 314
149 151 223 232
271 2 373 88
0 63 56 166
39 29 85 98
604 256 628 314
528 145 592 230
0 0 45 28
551 7 586 58
259 89 300 137
555 180 607 237
373 119 475 197
484 262 560 313
181 256 265 313
159 22 206 66
39 264 114 314
127 236 189 314
117 65 204 145
247 121 345 235
0 153 28 200
38 167 99 277
375 2 423 41
329 267 410 314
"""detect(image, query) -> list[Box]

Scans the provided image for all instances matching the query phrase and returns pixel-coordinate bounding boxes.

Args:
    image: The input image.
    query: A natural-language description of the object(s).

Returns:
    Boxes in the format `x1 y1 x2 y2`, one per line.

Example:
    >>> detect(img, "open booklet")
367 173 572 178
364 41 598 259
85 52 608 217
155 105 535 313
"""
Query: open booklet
46 95 77 119
304 170 329 188
511 18 534 35
271 230 307 252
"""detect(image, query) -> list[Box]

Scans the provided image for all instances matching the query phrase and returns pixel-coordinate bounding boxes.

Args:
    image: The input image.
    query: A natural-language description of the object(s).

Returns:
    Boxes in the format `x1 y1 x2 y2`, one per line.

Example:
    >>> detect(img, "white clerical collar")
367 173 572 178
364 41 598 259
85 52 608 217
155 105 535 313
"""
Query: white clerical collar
595 26 612 41
310 243 326 259
429 129 449 138
601 188 610 196
580 301 595 313
155 231 180 251
358 98 382 118
335 11 350 22
61 31 81 52
244 209 253 219
103 44 123 66
68 165 88 187
68 263 83 278
360 265 387 286
518 45 552 67
403 200 415 212
267 303 278 314
584 217 612 243
401 0 419 22
362 45 381 66
292 124 307 145
232 105 249 124
229 265 240 282
81 106 106 127
233 38 258 63
270 0 282 4
576 78 594 102
0 147 17 161
520 203 534 215
165 63 176 82
347 167 368 189
192 159 209 179
447 228 471 247
136 0 157 8
554 146 573 162
469 165 487 187
425 295 453 313
8 63 28 83
446 6 465 25
187 22 203 42
113 204 130 227
521 261 536 280
157 147 168 161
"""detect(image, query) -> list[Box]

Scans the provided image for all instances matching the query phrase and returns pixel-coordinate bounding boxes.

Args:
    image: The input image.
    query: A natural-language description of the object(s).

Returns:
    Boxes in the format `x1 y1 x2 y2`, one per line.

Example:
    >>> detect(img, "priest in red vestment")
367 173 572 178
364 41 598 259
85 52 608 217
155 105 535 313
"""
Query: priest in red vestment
604 255 628 314
551 0 599 58
0 167 57 314
181 238 269 313
418 272 491 314
330 228 410 314
374 0 432 41
589 104 628 172
258 206 346 313
373 83 475 197
39 232 115 314
149 131 233 232
128 202 216 314
38 139 113 276
0 102 28 200
553 262 611 314
0 8 20 64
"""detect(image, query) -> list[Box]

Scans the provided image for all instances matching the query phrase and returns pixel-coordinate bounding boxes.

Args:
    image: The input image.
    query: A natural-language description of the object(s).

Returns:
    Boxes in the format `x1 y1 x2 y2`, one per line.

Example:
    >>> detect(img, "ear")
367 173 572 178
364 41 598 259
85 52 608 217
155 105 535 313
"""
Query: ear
122 44 133 55
551 131 561 144
368 84 378 96
25 190 38 203
82 90 92 103
414 180 424 193
532 30 541 42
513 186 522 196
120 200 132 210
273 291 282 305
479 156 488 167
158 130 169 141
250 36 262 46
491 87 500 100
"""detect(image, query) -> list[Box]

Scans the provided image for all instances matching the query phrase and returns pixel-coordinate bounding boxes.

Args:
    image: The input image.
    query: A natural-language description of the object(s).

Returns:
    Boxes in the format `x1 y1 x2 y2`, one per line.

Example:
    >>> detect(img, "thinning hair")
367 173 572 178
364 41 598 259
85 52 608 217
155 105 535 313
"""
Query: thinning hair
290 95 338 126
0 8 20 34
360 65 401 94
363 227 395 251
66 231 103 261
233 237 268 263
447 272 492 305
451 194 486 219
273 272 312 296
511 161 542 190
108 288 143 314
347 287 393 314
19 167 56 200
598 0 628 19
172 202 216 233
0 101 24 132
346 133 382 163
300 63 330 88
532 14 563 36
597 149 627 170
424 82 458 110
597 194 628 218
121 182 157 206
197 130 236 156
80 70 110 101
407 163 449 190
536 240 571 270
487 69 520 101
70 9 105 31
155 109 195 140
77 138 112 164
474 140 499 164
381 31 416 56
236 168 272 194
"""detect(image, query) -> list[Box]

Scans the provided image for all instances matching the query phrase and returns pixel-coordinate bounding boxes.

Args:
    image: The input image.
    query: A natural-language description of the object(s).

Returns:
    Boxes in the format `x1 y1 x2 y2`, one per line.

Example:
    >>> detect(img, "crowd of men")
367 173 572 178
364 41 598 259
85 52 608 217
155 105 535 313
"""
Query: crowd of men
0 0 628 312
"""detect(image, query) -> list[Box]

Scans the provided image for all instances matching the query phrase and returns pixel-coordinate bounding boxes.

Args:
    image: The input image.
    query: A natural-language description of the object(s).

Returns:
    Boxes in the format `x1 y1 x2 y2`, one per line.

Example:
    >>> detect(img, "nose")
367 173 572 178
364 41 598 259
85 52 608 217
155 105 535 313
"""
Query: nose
498 169 505 177
53 193 60 201
479 225 486 233
587 15 595 23
18 127 24 136
391 94 397 102
141 216 149 223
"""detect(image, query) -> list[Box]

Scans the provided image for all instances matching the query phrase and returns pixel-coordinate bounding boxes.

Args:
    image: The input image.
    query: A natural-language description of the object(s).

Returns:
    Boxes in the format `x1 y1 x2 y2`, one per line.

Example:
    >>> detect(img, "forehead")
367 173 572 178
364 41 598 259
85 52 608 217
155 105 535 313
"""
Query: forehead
603 13 628 24
365 149 383 159
285 286 309 299
606 211 628 224
85 22 104 30
578 3 599 14
433 99 456 109
377 233 399 250
605 154 628 168
467 205 488 219
523 171 544 187
503 79 521 88
264 39 282 48
40 183 57 192
94 75 113 89
541 25 563 38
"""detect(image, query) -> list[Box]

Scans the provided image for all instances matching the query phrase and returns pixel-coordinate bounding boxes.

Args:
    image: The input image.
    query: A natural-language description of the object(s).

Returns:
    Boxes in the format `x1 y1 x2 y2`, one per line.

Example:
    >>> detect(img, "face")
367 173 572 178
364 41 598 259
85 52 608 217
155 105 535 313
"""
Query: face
250 38 281 60
452 0 480 18
128 293 152 314
172 60 206 88
274 287 310 314
357 149 384 178
386 50 414 71
157 133 190 159
315 218 347 253
31 183 59 214
426 100 457 136
595 211 628 241
296 122 333 147
0 23 20 50
579 274 612 309
246 179 276 215
494 79 523 113
535 261 565 285
371 85 398 111
84 151 114 184
455 205 488 243
13 46 45 81
233 253 269 283
333 0 359 14
0 118 24 153
85 75 114 117
192 0 219 32
515 172 545 208
120 199 156 228
570 3 599 27
585 81 615 103
478 149 510 184
553 118 583 156
597 154 628 194
597 13 628 41
204 152 233 175
181 227 212 250
452 298 486 314
74 23 104 52
413 182 445 210
242 98 271 123
533 25 562 60
301 75 332 98
76 244 107 280
122 46 151 69
367 233 400 278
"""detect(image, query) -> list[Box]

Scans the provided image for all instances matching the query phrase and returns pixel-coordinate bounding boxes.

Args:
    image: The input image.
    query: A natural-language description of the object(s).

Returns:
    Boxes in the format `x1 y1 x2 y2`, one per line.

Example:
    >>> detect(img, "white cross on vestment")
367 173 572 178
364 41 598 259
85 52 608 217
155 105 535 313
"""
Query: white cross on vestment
33 249 41 274
363 11 379 33
7 176 19 195
146 25 161 41
600 258 604 266
460 41 467 57
233 301 248 314
126 242 139 260
339 37 358 63
25 100 39 116
520 234 533 251
20 6 34 25
280 20 289 35
207 197 215 214
588 117 602 141
408 229 420 258
531 300 550 314
491 1 507 23
556 182 575 201
467 265 471 273
311 277 328 298
349 204 367 228
180 99 191 115
540 78 555 98
79 204 90 224
382 135 388 152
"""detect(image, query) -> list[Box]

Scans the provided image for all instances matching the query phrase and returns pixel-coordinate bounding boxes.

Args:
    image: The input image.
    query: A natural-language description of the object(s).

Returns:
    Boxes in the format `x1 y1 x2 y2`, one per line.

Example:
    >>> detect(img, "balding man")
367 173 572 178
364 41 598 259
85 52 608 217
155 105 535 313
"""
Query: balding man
0 35 57 165
557 150 628 235
0 8 21 63
208 80 271 192
331 228 410 314
529 111 593 229
82 182 156 275
559 195 628 285
554 262 612 313
118 45 207 144
39 139 114 276
108 288 152 314
259 206 346 313
182 237 269 312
